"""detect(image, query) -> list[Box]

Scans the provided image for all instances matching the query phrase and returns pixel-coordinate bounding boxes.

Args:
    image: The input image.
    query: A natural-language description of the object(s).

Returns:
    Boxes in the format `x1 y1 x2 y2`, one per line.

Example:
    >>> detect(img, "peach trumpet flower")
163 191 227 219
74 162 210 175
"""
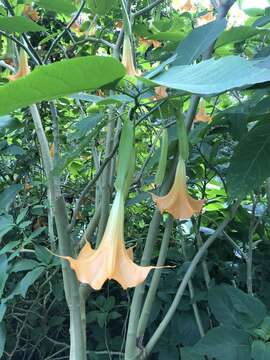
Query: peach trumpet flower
8 50 30 81
172 0 195 12
154 86 168 100
194 103 212 123
122 34 139 77
152 157 204 219
22 4 40 21
63 191 155 290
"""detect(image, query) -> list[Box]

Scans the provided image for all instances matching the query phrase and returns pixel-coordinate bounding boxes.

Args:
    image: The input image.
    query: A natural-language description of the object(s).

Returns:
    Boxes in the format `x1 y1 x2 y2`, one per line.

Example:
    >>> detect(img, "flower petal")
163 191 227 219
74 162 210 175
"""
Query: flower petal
152 157 204 219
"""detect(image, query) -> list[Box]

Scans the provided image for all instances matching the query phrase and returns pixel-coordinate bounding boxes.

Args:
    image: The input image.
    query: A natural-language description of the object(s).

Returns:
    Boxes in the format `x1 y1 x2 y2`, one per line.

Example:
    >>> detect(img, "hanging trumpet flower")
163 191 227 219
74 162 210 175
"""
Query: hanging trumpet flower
172 0 196 12
122 33 139 76
195 102 212 123
8 49 30 81
152 156 204 219
152 105 204 219
60 120 158 290
63 191 155 290
22 4 40 21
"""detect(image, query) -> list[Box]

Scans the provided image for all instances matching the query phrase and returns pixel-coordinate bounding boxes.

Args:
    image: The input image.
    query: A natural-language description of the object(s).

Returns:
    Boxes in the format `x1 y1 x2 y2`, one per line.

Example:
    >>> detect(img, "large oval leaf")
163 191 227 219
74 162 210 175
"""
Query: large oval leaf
0 56 125 115
208 284 266 330
36 0 77 14
152 56 270 95
227 120 270 200
87 0 118 15
0 16 45 33
252 340 270 360
173 18 227 66
191 326 251 360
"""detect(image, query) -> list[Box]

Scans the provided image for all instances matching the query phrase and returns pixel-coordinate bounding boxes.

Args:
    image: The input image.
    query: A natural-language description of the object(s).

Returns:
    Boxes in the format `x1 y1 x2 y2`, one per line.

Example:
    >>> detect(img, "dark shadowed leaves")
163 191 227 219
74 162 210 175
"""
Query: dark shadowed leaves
208 284 266 330
227 120 270 200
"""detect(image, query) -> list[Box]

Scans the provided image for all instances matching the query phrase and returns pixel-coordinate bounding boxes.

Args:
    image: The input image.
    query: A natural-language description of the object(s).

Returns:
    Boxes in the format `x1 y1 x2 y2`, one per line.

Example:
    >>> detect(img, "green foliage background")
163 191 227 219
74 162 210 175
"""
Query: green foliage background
1 0 270 359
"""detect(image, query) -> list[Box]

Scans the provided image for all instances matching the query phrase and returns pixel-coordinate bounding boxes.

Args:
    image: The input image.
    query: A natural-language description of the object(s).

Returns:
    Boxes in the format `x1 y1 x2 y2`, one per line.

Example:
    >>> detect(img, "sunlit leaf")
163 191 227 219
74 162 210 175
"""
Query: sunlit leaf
0 56 125 116
0 16 45 33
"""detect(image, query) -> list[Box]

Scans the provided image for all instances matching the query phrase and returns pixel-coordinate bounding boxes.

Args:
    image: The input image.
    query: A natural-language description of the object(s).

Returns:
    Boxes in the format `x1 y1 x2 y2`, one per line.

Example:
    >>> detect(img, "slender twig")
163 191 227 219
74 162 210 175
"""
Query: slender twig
79 205 101 247
68 36 115 53
133 128 162 185
182 232 205 338
2 0 43 65
188 279 205 337
133 0 166 17
247 196 257 295
0 60 15 72
141 201 240 358
0 31 37 63
266 178 270 215
137 216 173 342
69 140 120 230
44 0 86 63
124 159 177 359
114 28 124 59
125 210 162 360
136 99 168 126
202 213 247 261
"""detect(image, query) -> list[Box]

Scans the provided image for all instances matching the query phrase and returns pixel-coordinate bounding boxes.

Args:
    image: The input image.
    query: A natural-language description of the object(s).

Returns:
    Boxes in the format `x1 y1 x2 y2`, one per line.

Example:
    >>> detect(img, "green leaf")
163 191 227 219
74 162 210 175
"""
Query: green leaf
158 347 179 359
181 347 204 360
252 340 270 360
155 129 168 186
176 311 210 346
0 116 21 132
109 311 121 320
11 259 41 273
87 0 117 15
16 207 28 224
96 312 106 328
254 316 270 341
238 0 270 16
71 93 133 105
115 119 135 192
71 114 103 140
227 120 270 199
0 56 125 116
0 240 19 255
104 296 115 312
0 184 22 213
0 16 45 33
8 266 44 299
0 322 6 358
34 245 52 265
0 274 8 299
173 19 227 66
176 107 189 160
0 255 8 298
215 26 269 48
148 31 184 42
253 15 270 27
208 284 266 330
37 0 77 14
23 226 46 245
0 215 14 239
2 144 25 156
192 326 251 360
152 56 270 95
145 19 226 79
0 303 6 322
